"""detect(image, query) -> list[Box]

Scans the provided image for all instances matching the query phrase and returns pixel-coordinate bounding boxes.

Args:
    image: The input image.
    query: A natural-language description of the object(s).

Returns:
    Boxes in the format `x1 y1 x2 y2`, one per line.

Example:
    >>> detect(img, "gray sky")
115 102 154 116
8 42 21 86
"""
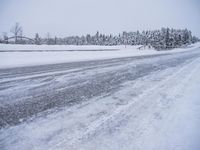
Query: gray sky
0 0 200 38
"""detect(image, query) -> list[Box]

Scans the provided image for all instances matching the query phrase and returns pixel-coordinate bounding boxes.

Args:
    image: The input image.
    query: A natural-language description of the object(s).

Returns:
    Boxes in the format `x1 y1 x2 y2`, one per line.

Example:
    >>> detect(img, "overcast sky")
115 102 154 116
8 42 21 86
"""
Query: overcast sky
0 0 200 38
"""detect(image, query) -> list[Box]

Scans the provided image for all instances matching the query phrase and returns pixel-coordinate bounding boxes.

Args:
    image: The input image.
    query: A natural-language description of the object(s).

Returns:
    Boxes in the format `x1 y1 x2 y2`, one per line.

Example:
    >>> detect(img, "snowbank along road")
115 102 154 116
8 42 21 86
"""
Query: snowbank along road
0 47 200 150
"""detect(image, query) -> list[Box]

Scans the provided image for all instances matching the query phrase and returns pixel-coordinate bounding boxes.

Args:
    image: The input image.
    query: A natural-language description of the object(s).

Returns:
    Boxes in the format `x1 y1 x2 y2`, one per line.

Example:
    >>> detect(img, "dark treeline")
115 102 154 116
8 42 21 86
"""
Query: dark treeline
1 26 199 50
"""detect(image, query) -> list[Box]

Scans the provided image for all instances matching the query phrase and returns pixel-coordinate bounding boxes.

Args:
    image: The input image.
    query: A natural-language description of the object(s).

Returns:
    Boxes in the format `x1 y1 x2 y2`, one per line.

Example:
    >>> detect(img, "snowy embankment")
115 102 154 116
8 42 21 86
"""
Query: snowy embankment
0 43 200 68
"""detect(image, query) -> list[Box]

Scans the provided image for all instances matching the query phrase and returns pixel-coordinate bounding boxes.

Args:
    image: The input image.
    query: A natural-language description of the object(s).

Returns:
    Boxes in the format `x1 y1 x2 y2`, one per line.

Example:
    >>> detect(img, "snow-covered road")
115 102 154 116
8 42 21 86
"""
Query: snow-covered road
1 48 200 150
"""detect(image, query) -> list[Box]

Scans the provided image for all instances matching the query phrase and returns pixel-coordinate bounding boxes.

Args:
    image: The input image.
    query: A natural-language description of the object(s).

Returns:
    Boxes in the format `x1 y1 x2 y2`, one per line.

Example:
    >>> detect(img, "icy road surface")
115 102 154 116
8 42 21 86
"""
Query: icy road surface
1 48 200 150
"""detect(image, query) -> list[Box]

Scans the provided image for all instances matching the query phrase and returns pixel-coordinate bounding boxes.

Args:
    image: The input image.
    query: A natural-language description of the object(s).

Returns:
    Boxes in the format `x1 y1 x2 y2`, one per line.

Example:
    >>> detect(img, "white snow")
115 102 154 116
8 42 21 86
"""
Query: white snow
0 44 135 51
0 43 200 68
1 50 200 150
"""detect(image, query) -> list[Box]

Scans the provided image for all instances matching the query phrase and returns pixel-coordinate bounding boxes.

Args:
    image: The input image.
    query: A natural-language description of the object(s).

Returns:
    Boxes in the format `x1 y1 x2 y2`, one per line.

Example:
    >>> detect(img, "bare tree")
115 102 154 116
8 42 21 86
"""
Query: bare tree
10 22 23 44
46 32 51 45
2 32 8 44
35 33 41 45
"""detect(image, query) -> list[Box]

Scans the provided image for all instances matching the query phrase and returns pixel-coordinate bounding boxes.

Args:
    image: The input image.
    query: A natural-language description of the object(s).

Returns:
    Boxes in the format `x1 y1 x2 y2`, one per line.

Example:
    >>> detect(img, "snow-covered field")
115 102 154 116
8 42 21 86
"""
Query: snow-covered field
0 43 200 150
0 43 200 68
0 44 134 51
